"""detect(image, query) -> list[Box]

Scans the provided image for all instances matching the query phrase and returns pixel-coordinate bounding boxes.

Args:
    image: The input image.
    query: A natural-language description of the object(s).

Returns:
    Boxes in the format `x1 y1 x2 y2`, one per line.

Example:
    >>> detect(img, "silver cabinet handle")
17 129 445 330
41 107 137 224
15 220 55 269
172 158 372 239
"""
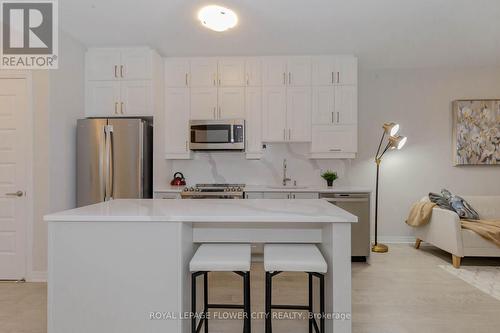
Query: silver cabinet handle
120 102 124 114
120 65 124 78
329 148 342 152
5 190 23 197
185 73 188 87
337 112 339 123
185 140 188 151
114 65 118 78
337 71 340 83
331 112 334 123
114 102 118 114
288 72 291 85
213 74 217 86
331 71 334 84
283 72 286 85
218 106 221 119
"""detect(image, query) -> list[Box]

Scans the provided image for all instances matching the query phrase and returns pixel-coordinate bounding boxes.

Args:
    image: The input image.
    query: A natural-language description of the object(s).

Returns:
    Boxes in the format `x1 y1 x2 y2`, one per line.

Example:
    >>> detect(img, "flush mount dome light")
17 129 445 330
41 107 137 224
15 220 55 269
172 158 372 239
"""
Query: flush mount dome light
198 5 238 32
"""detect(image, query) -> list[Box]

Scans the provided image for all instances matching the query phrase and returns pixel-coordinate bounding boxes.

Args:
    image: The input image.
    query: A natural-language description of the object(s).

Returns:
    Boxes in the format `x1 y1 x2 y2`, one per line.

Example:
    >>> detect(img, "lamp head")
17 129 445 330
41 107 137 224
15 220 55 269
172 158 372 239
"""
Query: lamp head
383 122 400 136
389 135 407 150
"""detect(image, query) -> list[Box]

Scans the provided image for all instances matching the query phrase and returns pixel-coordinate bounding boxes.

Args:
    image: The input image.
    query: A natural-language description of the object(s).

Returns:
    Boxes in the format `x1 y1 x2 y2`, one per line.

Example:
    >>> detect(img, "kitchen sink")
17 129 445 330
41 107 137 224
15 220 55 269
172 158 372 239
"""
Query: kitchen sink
267 186 309 190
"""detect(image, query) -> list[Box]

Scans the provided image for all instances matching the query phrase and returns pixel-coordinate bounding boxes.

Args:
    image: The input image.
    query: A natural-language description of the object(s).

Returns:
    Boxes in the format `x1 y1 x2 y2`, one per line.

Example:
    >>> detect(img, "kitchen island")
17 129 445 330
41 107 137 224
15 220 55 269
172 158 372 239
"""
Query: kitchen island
45 199 357 333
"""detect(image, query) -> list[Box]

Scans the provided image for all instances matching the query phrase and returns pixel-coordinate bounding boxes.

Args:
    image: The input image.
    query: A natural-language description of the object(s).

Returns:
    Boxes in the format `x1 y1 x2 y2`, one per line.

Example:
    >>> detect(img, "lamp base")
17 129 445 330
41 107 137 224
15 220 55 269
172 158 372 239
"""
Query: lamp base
371 243 389 253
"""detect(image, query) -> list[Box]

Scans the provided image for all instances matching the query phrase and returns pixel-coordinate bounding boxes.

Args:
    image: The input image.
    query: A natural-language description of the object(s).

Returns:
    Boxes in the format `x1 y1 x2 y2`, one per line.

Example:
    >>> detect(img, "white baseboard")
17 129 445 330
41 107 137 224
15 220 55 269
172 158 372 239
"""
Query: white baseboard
371 236 415 244
28 270 47 282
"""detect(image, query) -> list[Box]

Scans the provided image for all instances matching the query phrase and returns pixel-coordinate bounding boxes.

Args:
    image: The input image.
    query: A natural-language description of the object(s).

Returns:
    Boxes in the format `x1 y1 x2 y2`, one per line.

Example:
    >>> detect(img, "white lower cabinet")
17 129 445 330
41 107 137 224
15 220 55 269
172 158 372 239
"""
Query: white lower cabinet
244 192 264 199
154 192 181 199
248 192 319 199
292 192 319 199
263 192 290 199
165 88 191 159
245 87 263 159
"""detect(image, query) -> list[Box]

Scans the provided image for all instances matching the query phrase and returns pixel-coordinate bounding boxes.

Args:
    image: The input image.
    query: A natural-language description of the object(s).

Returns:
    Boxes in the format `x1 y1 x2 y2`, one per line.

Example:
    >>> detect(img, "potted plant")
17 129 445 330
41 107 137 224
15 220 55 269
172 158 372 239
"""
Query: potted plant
321 170 338 187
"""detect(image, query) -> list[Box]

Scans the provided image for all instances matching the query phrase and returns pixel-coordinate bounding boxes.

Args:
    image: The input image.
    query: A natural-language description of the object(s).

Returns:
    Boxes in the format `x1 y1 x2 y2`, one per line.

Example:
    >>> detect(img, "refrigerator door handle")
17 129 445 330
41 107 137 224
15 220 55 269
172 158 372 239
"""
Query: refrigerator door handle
100 126 106 201
138 122 144 197
109 126 115 200
104 125 114 200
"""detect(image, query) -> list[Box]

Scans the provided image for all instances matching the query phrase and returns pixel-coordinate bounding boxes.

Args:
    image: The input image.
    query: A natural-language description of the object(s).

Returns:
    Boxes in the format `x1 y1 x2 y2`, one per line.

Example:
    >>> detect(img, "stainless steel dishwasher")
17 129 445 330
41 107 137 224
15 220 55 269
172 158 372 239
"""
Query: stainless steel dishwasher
320 193 370 261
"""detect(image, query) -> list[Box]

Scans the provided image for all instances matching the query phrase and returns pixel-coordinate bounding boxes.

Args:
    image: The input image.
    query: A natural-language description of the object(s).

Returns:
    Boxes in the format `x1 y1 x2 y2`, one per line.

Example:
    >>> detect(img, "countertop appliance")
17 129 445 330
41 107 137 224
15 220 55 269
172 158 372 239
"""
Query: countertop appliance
190 119 244 151
170 172 186 186
77 118 153 207
320 193 370 261
181 183 245 199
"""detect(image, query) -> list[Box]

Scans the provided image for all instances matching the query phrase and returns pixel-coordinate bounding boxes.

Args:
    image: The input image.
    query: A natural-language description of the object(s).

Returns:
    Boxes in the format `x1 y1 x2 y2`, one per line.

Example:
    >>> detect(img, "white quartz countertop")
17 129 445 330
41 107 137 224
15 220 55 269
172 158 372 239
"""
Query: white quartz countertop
44 199 358 223
154 185 371 194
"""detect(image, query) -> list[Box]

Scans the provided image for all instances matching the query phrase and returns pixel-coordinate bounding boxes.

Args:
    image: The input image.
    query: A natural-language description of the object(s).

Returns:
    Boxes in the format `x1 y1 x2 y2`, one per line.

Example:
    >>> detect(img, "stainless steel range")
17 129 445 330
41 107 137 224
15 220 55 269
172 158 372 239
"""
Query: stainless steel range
181 183 245 199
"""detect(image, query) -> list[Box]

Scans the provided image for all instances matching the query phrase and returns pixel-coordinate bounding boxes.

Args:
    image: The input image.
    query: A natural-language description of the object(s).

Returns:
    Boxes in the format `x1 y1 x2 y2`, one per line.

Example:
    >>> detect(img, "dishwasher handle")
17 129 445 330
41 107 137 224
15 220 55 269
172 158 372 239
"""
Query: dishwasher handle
323 197 369 203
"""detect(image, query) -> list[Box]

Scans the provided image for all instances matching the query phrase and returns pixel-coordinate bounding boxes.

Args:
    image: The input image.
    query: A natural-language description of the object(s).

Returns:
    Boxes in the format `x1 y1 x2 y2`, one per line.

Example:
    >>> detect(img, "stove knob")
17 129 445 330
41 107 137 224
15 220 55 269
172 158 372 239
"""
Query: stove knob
195 187 201 192
237 187 242 192
224 188 229 192
183 187 189 192
189 187 195 192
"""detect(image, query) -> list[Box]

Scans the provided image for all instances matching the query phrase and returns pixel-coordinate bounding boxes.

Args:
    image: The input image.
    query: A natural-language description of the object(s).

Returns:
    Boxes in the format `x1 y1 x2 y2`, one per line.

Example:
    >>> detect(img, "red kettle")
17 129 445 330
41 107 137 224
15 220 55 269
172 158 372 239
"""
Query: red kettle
170 172 186 186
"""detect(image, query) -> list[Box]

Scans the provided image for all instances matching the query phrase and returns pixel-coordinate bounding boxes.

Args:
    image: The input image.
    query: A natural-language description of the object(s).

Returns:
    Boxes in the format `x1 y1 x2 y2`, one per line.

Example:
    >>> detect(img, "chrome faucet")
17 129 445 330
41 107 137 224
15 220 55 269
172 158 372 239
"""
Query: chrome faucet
282 159 292 186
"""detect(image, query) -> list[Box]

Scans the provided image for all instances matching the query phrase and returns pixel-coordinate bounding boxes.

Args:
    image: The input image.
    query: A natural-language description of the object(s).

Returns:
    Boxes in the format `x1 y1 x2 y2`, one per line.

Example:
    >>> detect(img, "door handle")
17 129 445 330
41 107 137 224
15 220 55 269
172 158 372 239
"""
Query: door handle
331 112 334 123
337 71 340 83
114 102 118 115
218 106 221 119
288 72 291 85
120 102 124 114
337 112 339 123
283 72 286 85
114 65 118 78
331 71 334 84
185 73 188 87
120 65 124 78
5 190 23 197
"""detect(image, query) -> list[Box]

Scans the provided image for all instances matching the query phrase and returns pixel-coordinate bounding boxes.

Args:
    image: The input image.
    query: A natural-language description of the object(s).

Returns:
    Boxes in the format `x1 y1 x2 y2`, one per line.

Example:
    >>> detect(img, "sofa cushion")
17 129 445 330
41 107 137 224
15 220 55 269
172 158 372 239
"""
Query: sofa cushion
462 196 500 220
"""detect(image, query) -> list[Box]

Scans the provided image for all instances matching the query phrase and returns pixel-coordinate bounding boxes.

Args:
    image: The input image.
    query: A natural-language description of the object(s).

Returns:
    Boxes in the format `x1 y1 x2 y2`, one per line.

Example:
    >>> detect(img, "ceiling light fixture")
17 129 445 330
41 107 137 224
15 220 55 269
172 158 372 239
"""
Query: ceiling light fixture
198 5 238 32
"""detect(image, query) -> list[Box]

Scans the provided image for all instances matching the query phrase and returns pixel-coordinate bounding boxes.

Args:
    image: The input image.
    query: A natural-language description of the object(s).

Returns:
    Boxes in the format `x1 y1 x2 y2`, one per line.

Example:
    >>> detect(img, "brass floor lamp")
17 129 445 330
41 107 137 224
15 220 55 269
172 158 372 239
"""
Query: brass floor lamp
372 123 407 253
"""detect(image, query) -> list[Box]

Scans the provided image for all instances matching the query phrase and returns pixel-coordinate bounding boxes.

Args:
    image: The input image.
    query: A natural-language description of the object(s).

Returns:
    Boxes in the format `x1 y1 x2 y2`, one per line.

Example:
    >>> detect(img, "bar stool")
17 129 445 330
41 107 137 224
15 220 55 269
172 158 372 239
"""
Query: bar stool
264 244 327 333
190 243 252 333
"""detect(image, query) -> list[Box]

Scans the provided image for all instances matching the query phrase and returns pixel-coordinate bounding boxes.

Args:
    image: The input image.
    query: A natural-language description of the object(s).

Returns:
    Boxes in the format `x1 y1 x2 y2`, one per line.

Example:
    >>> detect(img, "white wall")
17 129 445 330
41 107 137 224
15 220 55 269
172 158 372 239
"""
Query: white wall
31 31 86 275
156 65 500 242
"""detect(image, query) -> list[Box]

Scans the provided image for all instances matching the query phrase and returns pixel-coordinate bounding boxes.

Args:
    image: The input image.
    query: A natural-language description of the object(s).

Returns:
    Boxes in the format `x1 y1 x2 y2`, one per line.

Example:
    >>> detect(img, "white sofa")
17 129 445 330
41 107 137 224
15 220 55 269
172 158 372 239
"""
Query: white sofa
414 196 500 268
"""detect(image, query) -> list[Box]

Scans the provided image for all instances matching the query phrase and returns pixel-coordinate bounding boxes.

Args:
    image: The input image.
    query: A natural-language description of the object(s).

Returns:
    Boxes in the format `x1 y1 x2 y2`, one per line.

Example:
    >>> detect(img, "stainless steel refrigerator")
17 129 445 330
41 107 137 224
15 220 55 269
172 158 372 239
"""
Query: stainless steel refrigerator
76 118 153 207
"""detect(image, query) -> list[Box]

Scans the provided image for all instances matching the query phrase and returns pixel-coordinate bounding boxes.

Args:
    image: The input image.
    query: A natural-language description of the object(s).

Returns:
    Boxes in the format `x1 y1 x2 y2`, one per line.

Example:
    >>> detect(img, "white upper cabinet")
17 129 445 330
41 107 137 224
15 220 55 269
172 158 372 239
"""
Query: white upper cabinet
120 48 152 80
190 58 218 87
335 86 357 125
245 58 262 86
262 86 287 141
312 86 335 125
190 87 218 120
286 87 311 142
310 125 357 157
120 81 152 117
165 58 190 88
86 49 121 81
85 81 121 117
218 58 245 86
245 87 263 158
312 56 357 86
287 56 311 86
164 88 190 158
218 87 245 119
262 57 287 86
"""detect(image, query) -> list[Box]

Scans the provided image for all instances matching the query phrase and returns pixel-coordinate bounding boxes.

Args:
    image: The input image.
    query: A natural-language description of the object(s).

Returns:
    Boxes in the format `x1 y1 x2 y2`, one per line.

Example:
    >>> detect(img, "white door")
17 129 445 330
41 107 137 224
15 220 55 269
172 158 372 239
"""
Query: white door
190 87 217 120
312 56 335 86
0 78 28 280
120 48 152 80
245 87 262 156
165 58 190 88
287 56 311 86
164 88 190 157
287 86 311 142
312 86 335 125
261 57 287 86
120 81 152 116
334 86 357 125
245 58 262 86
262 86 286 142
190 58 218 87
86 48 121 80
218 87 245 119
218 58 245 87
85 81 121 117
334 56 358 85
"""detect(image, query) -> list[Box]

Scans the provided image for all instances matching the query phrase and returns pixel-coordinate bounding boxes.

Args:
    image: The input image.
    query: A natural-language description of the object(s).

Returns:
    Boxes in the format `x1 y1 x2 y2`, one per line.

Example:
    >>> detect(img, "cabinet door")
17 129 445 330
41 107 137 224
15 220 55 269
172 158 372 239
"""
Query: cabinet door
287 56 311 86
165 58 190 88
311 125 357 153
287 87 312 142
190 58 218 87
165 88 190 157
334 86 357 125
334 56 358 85
261 57 287 86
86 49 121 81
120 48 152 80
245 57 262 86
190 87 217 120
218 58 245 87
291 192 319 199
262 86 287 142
85 81 120 117
218 87 245 119
245 87 262 157
120 81 153 116
245 192 264 199
263 192 290 199
312 56 335 86
312 86 335 125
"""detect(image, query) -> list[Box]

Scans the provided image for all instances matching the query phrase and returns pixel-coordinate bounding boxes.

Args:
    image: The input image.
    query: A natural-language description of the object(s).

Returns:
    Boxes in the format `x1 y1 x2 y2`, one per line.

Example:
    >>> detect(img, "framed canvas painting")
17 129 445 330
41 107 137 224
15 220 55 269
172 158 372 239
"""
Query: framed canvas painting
452 100 500 165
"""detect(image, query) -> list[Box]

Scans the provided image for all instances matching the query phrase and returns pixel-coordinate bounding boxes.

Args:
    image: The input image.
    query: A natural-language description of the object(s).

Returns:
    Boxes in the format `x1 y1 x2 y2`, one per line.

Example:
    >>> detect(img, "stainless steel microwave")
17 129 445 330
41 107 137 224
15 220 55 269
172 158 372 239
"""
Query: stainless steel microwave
189 119 245 151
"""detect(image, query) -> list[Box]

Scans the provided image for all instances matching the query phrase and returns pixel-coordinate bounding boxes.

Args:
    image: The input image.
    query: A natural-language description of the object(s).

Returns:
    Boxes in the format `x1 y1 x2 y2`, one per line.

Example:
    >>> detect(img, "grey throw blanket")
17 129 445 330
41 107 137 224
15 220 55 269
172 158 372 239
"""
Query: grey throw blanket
429 189 480 220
